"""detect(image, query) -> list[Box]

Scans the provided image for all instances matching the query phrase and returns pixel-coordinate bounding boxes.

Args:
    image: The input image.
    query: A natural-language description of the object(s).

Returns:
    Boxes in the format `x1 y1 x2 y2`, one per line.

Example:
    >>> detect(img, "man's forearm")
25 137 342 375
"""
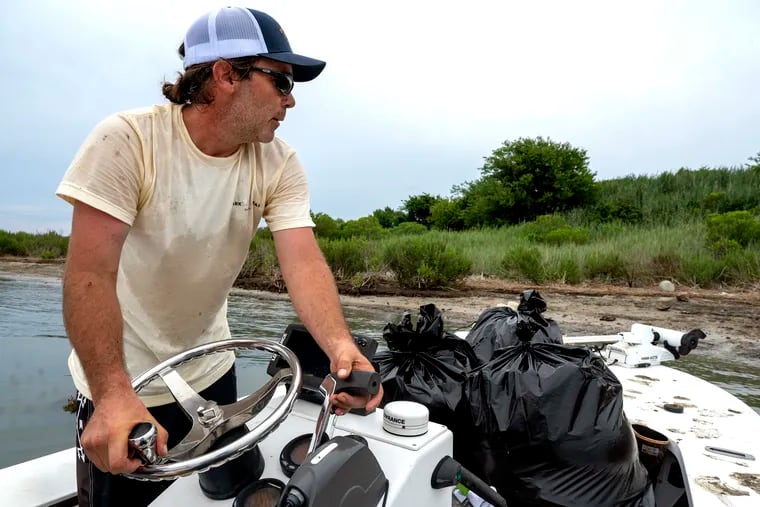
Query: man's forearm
63 271 132 402
280 255 354 354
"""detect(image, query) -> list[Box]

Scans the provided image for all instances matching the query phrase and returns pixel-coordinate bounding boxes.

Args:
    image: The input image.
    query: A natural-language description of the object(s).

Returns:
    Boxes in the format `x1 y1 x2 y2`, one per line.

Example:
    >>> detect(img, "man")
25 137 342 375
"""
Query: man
57 6 381 506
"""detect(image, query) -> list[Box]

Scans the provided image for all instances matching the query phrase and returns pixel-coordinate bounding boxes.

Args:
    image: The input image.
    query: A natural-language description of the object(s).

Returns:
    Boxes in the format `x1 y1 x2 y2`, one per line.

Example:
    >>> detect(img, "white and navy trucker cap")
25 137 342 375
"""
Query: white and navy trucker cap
183 6 325 82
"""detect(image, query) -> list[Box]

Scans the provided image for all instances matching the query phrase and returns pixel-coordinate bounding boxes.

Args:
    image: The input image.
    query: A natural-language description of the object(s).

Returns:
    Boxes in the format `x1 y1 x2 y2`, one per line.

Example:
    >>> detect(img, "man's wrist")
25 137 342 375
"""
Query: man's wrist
90 374 134 404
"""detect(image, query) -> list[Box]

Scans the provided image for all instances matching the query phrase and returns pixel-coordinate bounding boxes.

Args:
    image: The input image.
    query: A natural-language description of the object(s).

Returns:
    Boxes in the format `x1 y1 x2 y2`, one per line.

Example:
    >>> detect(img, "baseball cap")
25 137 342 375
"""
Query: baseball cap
182 6 326 82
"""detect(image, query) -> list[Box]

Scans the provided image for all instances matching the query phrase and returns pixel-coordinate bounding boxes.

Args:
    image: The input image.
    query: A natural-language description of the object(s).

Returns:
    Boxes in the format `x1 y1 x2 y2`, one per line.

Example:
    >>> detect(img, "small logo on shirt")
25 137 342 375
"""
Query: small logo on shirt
233 200 261 208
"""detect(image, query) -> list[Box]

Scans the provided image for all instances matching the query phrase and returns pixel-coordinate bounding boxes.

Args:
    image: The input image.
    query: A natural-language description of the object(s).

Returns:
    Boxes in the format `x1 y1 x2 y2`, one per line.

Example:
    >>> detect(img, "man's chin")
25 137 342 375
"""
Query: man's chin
255 132 276 143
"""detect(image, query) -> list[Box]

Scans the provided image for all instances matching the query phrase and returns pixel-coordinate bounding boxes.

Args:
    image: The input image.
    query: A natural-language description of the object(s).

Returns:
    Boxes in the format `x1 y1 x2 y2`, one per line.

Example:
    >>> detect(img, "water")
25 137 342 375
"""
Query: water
1 273 759 469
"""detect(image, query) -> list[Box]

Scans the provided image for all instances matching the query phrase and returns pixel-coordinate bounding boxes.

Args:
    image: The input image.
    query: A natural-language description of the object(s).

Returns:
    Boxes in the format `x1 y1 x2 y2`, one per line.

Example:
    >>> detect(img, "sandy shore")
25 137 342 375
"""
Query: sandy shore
3 257 758 359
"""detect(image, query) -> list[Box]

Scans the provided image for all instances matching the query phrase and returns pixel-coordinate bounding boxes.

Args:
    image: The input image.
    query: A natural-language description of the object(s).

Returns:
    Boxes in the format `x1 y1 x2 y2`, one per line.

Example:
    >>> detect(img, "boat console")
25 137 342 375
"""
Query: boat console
141 326 502 506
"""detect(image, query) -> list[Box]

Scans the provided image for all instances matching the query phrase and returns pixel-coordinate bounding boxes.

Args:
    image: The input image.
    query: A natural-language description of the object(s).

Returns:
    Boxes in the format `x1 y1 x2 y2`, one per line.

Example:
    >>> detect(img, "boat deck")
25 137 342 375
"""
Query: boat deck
616 364 760 505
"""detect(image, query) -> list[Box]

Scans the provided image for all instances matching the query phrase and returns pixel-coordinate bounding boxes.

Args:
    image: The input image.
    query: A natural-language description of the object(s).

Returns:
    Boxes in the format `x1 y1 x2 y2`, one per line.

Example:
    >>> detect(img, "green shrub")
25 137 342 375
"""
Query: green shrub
544 254 582 284
381 237 471 289
239 237 277 277
584 251 628 283
679 253 726 287
706 211 760 249
312 212 342 239
592 200 643 224
542 227 589 245
708 239 743 256
523 215 589 245
256 227 273 240
500 246 544 283
0 231 23 256
340 216 385 239
523 215 568 239
389 222 428 236
721 248 760 284
649 252 683 278
702 192 727 213
0 230 68 258
319 238 369 279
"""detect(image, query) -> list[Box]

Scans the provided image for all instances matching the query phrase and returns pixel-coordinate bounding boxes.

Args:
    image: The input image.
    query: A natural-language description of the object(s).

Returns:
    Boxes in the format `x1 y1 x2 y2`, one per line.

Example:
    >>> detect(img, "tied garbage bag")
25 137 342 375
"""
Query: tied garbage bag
467 290 562 364
462 320 652 506
374 303 479 434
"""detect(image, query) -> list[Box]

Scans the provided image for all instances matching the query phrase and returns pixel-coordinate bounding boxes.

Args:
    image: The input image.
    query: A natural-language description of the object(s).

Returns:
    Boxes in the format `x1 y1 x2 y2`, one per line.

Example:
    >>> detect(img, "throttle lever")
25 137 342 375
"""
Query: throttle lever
331 370 381 397
308 370 380 455
128 422 160 465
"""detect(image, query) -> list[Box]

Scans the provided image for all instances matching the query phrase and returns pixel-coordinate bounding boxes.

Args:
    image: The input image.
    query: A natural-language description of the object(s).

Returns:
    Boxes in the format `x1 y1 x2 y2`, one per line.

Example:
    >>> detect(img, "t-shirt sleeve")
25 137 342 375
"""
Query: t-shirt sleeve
56 113 144 225
263 151 316 232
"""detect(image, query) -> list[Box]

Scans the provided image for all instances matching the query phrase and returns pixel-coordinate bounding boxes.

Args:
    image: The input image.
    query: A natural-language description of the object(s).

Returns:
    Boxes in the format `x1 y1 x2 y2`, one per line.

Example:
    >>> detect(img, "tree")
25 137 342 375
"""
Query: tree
474 137 597 223
429 198 466 230
746 150 760 172
457 177 516 228
340 216 385 239
402 193 442 226
311 212 341 239
372 206 406 228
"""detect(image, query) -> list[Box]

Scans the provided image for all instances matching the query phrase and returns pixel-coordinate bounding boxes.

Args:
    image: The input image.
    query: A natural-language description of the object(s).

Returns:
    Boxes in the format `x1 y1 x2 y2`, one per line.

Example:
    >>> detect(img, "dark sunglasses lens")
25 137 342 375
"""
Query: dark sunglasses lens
275 74 293 95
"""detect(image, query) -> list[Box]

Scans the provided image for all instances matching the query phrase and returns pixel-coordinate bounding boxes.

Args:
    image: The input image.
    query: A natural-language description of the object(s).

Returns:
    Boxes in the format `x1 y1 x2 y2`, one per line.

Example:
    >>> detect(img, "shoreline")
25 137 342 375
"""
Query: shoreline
2 257 758 359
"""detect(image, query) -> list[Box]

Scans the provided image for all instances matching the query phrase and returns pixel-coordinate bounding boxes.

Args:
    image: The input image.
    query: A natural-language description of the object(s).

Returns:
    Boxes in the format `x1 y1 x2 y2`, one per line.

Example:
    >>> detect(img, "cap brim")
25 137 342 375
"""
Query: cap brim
261 52 326 82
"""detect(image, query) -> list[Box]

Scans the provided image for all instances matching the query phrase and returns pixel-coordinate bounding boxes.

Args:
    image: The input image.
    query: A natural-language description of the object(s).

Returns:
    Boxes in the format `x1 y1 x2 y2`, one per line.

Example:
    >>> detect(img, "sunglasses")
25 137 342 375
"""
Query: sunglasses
250 66 294 96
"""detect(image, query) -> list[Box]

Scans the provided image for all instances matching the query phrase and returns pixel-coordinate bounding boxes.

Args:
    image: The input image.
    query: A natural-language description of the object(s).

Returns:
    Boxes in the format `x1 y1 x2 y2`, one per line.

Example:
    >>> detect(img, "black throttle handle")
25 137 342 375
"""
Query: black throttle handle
329 370 380 397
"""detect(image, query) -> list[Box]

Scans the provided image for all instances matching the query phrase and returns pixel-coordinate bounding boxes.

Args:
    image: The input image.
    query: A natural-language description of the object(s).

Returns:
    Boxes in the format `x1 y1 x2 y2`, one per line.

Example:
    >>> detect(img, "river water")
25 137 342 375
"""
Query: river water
1 273 758 468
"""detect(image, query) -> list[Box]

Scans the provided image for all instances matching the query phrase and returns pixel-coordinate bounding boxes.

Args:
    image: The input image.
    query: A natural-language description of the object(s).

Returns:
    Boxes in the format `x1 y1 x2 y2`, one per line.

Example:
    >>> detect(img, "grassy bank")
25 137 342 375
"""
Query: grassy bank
237 218 759 290
4 217 759 290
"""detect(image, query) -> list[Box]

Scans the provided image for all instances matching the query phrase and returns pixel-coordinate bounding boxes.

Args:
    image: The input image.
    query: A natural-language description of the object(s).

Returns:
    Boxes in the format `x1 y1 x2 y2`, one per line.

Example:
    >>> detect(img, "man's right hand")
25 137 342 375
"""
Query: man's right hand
80 390 169 474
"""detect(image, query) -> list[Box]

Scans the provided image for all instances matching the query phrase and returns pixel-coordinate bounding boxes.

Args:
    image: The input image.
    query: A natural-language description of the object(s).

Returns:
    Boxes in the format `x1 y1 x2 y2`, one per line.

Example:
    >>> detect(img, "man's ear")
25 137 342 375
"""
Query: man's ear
212 60 236 90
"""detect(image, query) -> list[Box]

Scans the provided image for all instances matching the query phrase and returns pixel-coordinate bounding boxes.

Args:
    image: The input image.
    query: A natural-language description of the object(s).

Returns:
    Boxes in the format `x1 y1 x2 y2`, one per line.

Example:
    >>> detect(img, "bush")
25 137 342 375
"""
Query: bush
585 251 628 283
542 227 589 245
592 200 643 224
500 246 544 283
381 237 471 289
0 231 23 256
312 213 341 239
319 238 369 279
0 230 68 258
523 215 589 245
721 248 760 284
544 254 583 284
340 216 385 239
389 222 428 236
706 211 760 249
649 252 683 278
239 237 277 278
679 254 726 287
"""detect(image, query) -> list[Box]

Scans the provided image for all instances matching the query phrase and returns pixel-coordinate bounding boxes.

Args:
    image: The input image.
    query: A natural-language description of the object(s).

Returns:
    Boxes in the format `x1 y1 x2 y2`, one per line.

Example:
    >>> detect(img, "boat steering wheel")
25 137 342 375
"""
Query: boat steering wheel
123 339 302 481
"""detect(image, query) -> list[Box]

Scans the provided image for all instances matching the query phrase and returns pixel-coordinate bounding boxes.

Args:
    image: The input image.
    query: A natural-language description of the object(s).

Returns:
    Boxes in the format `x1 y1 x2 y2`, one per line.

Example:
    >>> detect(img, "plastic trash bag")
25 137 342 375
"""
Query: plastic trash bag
466 290 563 364
374 303 479 434
461 312 652 506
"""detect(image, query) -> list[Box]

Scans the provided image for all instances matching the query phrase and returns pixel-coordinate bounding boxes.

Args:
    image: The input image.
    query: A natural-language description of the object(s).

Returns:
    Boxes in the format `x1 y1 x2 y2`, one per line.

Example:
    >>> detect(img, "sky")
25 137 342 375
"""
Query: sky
1 0 758 234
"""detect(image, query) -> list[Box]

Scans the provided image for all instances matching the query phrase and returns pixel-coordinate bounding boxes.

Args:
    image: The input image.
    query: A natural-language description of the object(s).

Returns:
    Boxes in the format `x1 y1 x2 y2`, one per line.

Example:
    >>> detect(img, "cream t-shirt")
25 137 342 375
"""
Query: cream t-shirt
56 103 315 406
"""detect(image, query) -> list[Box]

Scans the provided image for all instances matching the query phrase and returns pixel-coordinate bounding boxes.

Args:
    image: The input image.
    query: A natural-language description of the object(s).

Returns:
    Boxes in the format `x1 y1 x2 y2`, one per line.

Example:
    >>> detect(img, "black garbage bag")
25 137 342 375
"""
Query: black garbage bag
467 289 563 364
460 333 652 506
374 303 479 433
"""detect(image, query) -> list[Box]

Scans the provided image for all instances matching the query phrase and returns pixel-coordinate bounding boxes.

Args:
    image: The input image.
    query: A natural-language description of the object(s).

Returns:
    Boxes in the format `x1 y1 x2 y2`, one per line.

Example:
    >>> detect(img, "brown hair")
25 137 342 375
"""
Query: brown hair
161 42 259 105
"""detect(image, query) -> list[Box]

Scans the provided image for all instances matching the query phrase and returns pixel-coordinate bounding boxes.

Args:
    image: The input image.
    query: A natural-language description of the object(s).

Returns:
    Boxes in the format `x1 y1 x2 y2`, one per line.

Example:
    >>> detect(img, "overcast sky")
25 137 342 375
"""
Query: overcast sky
1 0 758 233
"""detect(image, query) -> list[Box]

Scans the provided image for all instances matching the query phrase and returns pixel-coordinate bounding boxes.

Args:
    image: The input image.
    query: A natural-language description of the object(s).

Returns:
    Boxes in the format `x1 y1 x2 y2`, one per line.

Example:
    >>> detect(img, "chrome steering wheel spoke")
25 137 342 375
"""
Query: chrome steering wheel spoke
124 339 301 481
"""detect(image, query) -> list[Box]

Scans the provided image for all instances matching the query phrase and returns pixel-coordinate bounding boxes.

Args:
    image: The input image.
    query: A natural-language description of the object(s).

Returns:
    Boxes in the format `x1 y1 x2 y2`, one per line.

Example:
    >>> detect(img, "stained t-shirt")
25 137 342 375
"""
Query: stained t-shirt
56 103 314 405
